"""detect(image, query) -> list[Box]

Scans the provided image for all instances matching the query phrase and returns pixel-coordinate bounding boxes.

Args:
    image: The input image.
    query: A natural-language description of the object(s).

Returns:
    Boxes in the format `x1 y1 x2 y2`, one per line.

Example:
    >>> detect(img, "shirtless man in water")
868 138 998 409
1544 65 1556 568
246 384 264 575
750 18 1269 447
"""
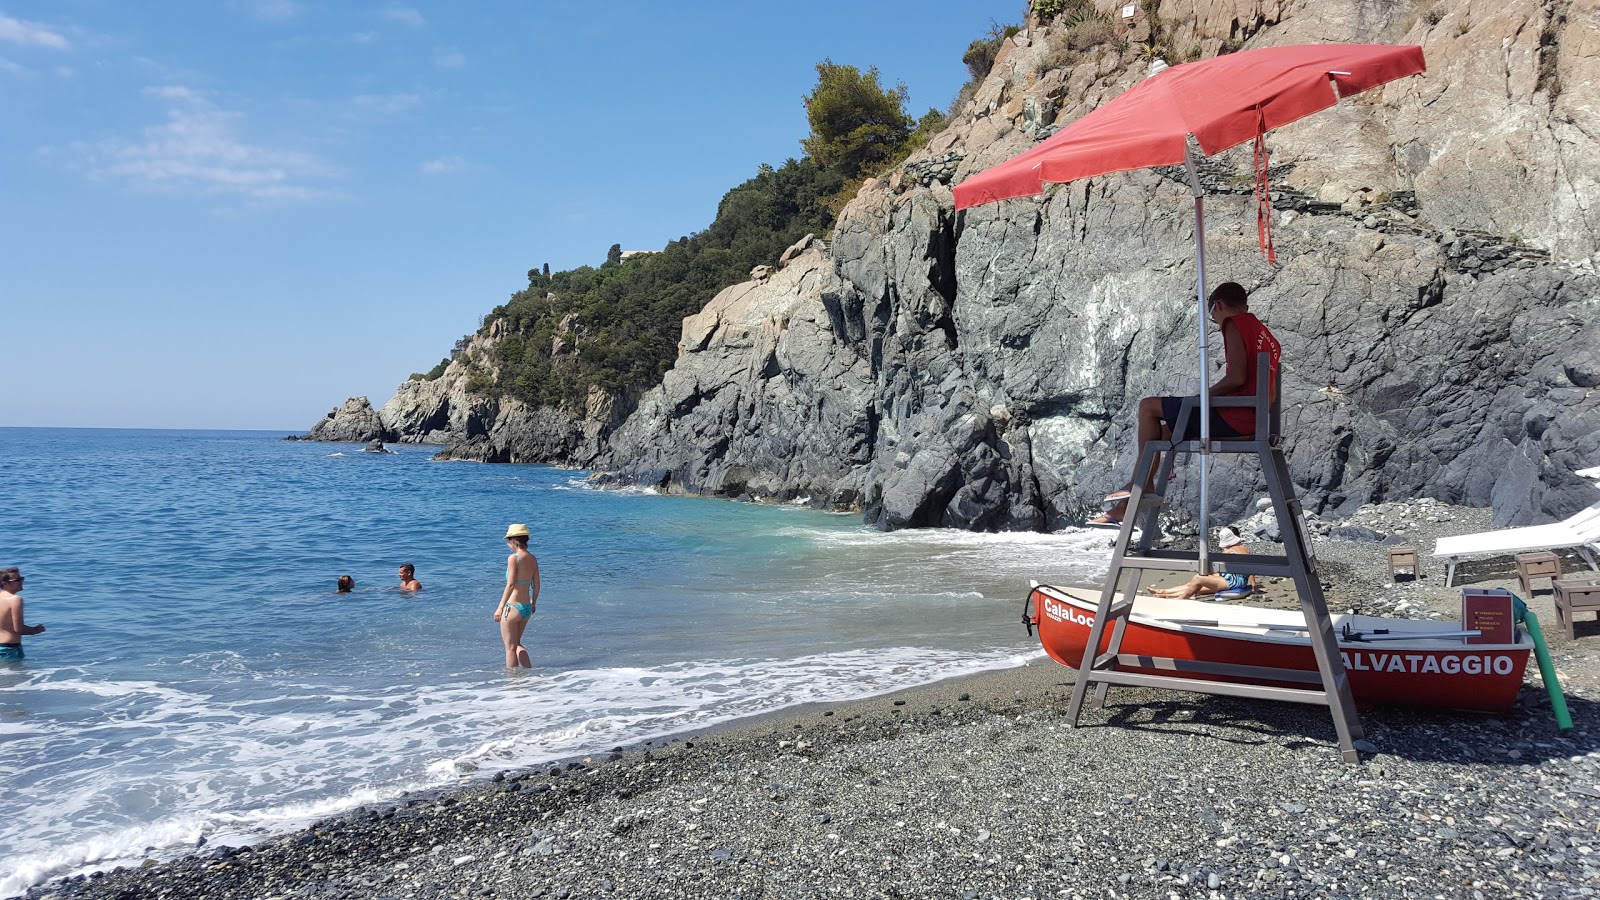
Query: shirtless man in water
0 567 45 662
397 563 422 592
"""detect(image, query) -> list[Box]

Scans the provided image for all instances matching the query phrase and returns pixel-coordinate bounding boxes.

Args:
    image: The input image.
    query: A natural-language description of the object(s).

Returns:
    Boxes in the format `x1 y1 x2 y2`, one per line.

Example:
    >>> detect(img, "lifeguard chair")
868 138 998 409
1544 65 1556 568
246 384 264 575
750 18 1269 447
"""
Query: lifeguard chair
1065 352 1365 762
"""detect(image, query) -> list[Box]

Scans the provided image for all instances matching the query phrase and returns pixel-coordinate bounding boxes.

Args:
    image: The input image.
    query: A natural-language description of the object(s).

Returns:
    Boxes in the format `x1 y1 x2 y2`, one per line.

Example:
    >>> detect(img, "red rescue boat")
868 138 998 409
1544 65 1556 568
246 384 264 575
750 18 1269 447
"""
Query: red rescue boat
1027 584 1531 712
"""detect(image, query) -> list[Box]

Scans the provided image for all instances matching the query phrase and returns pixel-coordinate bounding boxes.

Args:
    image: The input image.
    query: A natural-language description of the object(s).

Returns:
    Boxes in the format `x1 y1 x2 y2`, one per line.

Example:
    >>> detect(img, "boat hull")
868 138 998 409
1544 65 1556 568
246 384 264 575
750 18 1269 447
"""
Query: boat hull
1030 585 1530 712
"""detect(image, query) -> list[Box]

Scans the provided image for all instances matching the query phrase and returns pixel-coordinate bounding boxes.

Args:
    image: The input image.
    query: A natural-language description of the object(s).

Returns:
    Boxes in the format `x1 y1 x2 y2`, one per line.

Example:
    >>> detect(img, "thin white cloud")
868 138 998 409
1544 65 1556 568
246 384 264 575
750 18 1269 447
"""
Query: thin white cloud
352 91 423 114
420 155 466 174
434 49 464 68
245 0 301 22
382 7 425 27
147 84 202 102
0 13 70 49
1 57 76 79
67 86 338 202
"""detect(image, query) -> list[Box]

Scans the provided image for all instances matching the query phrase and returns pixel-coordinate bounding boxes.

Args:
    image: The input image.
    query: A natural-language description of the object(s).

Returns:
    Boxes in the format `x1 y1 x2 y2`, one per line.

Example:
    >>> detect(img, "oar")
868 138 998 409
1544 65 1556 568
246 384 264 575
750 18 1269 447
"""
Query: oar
1159 618 1485 642
1338 622 1482 642
1155 618 1309 632
1339 630 1482 642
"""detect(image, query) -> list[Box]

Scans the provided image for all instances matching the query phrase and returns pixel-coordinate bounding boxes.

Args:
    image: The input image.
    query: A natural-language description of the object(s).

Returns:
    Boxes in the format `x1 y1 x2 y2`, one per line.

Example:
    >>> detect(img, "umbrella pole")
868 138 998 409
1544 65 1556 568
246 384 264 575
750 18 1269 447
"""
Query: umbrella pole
1185 145 1211 573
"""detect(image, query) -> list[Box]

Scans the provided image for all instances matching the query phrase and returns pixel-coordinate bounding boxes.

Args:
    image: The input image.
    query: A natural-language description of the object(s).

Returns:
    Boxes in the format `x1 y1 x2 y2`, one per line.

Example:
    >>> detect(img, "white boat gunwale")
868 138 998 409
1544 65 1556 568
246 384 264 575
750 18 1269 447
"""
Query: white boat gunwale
1036 584 1527 652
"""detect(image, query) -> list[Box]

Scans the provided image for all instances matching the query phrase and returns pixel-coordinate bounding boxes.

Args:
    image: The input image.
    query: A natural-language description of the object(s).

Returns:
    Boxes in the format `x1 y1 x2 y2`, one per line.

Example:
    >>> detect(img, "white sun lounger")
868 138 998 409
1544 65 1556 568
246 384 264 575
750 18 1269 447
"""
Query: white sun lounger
1433 500 1600 587
1579 465 1600 480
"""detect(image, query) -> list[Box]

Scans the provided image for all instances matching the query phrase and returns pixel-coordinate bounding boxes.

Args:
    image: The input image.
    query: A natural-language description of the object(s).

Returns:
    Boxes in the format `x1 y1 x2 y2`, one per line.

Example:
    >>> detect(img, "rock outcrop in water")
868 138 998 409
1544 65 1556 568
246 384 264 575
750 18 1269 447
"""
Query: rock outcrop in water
312 0 1600 531
304 397 387 443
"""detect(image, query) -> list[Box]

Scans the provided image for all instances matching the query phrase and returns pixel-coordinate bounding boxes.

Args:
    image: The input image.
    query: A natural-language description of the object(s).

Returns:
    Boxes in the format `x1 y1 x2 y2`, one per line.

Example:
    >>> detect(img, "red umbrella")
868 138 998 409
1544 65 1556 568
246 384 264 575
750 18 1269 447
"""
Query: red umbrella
954 43 1424 211
953 43 1425 557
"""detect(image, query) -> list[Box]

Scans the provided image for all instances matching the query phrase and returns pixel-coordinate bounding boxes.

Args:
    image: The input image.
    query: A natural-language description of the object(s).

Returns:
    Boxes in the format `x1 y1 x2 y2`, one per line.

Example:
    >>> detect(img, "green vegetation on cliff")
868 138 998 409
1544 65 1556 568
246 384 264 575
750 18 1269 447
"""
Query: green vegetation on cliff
479 157 845 409
446 55 972 413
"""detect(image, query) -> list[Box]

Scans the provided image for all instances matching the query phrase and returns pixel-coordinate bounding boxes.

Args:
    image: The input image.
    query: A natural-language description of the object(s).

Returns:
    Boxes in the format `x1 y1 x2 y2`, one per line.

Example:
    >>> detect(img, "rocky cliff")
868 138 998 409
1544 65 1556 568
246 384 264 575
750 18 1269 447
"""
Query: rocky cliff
315 0 1600 531
601 0 1600 530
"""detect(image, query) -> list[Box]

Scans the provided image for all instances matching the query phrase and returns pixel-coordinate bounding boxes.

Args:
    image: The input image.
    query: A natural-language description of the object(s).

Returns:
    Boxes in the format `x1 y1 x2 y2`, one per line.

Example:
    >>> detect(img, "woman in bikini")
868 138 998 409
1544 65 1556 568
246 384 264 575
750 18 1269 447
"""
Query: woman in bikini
492 523 539 669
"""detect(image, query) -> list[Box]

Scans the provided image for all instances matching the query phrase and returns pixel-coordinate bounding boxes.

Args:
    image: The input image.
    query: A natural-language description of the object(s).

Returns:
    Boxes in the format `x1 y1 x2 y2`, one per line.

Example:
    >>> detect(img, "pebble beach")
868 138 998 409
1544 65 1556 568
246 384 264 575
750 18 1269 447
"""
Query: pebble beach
27 499 1600 900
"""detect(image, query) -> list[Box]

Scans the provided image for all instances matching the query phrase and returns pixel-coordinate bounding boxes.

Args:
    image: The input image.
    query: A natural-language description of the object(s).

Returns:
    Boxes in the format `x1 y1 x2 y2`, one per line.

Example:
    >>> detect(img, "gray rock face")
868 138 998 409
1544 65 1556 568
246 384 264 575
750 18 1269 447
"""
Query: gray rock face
595 0 1600 530
305 397 388 443
600 244 878 509
433 389 632 465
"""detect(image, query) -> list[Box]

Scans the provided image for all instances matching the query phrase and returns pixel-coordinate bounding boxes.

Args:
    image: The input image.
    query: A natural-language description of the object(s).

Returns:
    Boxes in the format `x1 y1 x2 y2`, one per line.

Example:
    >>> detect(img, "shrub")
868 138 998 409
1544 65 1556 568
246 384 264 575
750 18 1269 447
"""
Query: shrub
1034 0 1095 22
413 358 450 381
1038 47 1082 75
962 22 1021 80
801 60 913 181
464 367 497 396
963 35 1005 80
1063 16 1115 52
881 108 949 174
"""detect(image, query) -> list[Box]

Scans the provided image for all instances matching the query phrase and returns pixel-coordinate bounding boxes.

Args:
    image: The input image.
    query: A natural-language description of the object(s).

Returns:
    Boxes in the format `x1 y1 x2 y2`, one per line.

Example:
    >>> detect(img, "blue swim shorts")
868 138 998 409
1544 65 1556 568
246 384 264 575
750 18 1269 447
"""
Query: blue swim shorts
0 644 23 662
1221 573 1249 592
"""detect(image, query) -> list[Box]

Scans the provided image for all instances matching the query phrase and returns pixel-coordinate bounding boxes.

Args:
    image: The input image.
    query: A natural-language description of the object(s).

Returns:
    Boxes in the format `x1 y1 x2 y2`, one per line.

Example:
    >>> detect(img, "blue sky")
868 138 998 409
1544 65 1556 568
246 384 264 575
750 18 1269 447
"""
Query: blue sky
1 2 1018 430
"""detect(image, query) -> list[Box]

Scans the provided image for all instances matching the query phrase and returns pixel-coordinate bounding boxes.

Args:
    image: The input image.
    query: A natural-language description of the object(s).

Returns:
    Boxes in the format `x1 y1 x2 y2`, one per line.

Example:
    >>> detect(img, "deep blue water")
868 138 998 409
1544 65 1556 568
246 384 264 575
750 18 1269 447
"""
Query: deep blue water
0 428 1113 895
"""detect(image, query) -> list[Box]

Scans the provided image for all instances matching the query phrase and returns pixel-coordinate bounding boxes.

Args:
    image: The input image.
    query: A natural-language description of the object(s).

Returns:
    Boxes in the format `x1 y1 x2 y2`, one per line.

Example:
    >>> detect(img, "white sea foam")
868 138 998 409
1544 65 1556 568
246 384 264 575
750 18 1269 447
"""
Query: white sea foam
777 524 1116 583
0 646 1038 897
588 482 660 495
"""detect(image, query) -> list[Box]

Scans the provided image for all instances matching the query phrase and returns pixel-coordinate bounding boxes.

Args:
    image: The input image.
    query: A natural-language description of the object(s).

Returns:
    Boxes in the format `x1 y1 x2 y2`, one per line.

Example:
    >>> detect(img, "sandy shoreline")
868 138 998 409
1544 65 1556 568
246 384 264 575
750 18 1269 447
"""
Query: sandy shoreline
26 499 1600 899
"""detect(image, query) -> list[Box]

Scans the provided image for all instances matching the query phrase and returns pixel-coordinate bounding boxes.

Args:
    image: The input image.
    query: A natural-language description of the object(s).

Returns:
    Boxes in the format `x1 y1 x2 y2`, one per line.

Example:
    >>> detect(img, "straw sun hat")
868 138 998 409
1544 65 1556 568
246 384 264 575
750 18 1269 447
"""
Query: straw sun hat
504 523 530 539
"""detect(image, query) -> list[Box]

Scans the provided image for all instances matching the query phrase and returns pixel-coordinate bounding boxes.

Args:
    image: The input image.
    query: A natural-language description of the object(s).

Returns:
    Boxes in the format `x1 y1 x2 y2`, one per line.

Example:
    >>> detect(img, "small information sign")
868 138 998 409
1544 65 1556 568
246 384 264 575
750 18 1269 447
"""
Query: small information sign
1461 587 1515 645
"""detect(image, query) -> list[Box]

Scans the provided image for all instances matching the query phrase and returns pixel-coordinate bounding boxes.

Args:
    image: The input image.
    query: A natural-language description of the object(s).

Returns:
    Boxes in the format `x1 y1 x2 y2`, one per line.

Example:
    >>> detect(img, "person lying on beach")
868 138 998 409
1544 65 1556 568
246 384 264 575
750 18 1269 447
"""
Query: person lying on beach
492 523 539 669
337 575 354 593
397 564 422 592
0 567 45 662
1090 282 1281 528
1148 528 1255 600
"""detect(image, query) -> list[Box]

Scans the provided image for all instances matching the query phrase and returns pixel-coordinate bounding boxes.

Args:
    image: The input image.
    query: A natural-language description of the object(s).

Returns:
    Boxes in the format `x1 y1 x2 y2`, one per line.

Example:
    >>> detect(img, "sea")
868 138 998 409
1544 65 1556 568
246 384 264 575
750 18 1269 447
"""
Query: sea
0 428 1115 896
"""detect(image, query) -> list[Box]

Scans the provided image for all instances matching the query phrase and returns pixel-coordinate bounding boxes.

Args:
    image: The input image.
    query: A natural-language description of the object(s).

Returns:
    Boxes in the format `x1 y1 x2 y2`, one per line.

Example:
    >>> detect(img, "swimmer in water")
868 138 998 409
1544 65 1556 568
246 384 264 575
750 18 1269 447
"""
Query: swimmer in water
337 575 354 593
0 567 45 662
397 564 421 592
492 523 539 668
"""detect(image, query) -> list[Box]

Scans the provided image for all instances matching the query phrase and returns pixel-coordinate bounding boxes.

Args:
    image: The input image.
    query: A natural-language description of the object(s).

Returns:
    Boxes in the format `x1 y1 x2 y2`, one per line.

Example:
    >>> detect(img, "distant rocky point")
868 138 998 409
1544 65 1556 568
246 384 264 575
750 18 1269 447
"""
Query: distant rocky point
302 396 389 444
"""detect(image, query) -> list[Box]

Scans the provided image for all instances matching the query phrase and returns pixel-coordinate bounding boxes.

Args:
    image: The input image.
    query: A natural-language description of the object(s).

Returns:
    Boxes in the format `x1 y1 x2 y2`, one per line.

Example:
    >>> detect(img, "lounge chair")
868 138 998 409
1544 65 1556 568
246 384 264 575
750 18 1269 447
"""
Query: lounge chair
1433 501 1600 586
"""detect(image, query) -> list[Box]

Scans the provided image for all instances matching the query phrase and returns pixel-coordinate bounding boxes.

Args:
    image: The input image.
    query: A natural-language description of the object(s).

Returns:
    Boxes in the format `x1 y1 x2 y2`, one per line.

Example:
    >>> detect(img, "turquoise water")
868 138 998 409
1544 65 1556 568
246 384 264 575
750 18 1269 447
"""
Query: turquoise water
0 428 1114 895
